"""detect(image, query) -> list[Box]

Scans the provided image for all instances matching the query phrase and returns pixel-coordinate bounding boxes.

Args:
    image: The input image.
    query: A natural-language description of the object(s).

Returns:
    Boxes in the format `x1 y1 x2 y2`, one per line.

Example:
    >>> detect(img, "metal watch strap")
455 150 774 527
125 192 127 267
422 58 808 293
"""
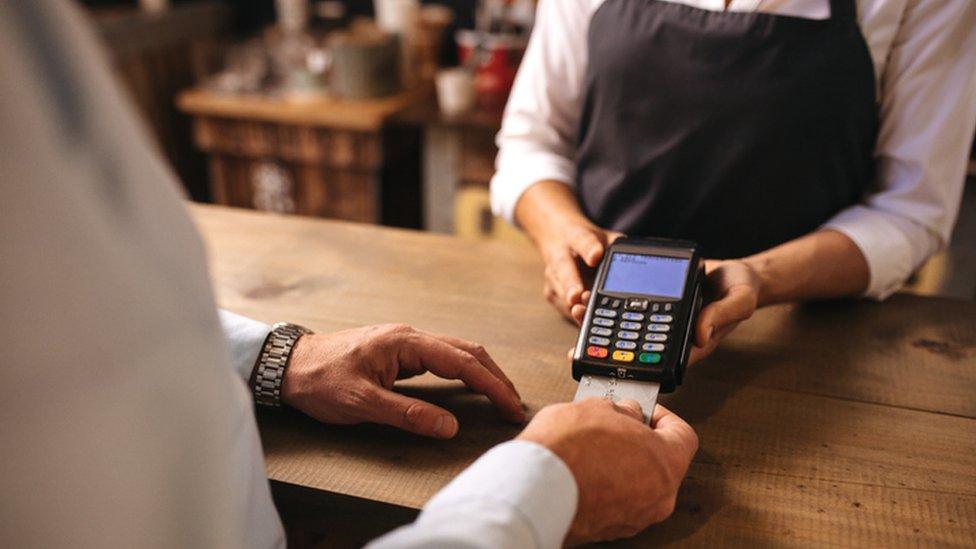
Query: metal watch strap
253 322 312 408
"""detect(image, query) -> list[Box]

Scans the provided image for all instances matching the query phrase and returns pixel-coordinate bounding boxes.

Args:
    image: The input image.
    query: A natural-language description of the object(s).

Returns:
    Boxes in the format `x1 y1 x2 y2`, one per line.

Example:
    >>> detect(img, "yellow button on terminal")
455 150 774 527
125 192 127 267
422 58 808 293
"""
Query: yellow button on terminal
612 350 635 362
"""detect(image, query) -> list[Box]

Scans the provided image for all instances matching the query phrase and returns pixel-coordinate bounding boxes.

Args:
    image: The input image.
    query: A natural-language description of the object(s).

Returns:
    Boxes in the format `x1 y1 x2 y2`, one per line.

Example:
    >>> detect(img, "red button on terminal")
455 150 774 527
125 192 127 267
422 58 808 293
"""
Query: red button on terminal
586 345 609 358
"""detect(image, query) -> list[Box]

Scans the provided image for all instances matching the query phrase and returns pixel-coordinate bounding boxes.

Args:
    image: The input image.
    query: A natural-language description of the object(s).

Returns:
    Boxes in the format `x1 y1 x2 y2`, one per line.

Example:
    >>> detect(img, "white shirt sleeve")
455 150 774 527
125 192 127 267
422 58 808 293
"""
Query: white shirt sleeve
219 310 271 383
823 0 976 299
489 0 593 224
368 441 578 549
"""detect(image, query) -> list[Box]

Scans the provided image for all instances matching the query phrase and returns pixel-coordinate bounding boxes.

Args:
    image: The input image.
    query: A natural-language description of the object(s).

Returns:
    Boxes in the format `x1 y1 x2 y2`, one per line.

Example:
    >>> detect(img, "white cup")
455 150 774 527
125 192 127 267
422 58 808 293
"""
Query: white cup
374 0 420 36
436 68 476 117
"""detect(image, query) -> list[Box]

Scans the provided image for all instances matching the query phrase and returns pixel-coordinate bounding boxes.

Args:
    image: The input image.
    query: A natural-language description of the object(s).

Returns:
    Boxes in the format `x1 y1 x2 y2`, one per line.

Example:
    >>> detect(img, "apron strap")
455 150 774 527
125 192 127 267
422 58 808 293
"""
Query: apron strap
829 0 857 20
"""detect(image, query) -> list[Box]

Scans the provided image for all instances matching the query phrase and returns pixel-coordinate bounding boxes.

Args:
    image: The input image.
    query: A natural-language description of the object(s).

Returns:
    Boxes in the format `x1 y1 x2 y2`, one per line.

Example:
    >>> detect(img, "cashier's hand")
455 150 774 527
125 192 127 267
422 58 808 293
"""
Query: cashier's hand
280 324 525 439
537 219 624 325
518 399 698 544
689 259 761 365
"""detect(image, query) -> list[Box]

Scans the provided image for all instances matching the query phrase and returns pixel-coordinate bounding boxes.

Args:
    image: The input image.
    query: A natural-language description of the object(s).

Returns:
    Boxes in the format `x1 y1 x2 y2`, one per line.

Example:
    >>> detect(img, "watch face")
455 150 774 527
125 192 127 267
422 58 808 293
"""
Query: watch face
273 322 313 335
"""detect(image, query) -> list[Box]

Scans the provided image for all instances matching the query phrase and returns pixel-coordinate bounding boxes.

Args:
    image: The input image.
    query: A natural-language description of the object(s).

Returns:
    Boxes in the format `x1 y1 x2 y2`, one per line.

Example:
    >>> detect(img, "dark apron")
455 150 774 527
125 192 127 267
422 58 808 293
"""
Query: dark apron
576 0 878 259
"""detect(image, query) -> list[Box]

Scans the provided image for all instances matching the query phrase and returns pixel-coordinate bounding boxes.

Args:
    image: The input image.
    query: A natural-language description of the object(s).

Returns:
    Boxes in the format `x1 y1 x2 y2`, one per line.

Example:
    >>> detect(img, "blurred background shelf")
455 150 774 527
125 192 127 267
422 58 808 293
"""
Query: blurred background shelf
177 88 422 226
92 0 232 201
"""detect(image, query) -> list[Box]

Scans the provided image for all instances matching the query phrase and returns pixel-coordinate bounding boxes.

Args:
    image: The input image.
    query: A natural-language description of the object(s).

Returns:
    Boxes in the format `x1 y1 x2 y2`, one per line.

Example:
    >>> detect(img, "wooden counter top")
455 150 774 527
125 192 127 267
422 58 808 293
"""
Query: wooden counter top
177 88 417 132
192 203 976 546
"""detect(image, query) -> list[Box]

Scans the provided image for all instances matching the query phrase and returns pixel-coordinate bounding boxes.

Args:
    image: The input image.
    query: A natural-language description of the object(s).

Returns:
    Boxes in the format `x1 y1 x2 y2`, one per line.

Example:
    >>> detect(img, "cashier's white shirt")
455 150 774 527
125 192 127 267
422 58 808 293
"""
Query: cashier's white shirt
0 1 575 548
491 0 976 299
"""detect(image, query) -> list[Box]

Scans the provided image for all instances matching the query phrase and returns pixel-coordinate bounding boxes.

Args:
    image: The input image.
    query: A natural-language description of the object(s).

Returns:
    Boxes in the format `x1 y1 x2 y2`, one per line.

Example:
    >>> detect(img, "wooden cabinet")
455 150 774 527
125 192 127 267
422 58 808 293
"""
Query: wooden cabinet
178 89 422 227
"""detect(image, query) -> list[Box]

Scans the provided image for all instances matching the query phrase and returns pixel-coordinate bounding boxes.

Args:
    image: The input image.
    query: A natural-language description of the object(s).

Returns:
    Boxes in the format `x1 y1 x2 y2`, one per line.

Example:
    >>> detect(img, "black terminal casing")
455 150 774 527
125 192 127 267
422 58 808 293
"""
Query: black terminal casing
572 237 705 393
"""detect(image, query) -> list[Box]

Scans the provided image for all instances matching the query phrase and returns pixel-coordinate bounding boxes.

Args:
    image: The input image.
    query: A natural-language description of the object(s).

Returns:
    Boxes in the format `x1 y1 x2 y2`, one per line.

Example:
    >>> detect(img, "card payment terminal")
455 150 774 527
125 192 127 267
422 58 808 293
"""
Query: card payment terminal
572 238 705 423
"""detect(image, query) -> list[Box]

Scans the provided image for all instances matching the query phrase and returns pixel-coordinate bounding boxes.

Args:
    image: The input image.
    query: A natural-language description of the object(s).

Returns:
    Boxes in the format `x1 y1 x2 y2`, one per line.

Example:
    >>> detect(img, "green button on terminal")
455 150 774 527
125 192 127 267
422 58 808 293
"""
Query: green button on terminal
639 352 662 364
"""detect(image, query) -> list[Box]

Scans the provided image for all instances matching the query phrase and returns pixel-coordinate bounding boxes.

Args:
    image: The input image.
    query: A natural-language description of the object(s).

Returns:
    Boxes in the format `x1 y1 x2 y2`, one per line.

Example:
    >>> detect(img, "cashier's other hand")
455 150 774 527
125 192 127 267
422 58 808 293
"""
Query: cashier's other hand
537 220 624 325
518 399 698 544
280 324 524 439
689 259 761 365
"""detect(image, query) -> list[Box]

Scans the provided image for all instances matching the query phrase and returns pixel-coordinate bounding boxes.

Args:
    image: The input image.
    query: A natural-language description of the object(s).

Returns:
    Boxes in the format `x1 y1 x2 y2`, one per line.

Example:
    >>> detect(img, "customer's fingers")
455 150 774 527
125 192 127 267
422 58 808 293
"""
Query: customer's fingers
650 405 699 459
363 386 459 439
427 332 520 398
403 333 524 422
613 399 646 423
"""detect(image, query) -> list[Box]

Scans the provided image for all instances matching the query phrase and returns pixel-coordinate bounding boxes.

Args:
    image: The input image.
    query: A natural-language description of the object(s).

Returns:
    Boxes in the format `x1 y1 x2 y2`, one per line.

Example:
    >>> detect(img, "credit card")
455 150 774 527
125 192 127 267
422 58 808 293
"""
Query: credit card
573 375 660 424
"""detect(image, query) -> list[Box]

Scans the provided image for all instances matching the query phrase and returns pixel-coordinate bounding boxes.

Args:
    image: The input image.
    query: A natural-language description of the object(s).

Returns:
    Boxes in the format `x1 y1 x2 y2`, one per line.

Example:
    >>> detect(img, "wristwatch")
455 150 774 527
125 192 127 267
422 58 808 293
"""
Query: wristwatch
252 322 313 408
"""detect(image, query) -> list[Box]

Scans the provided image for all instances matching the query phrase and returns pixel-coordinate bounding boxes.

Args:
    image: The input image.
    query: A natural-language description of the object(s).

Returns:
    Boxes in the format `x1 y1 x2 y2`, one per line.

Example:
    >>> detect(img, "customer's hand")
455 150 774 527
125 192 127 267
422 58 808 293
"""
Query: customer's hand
517 399 698 544
689 259 761 365
281 324 525 439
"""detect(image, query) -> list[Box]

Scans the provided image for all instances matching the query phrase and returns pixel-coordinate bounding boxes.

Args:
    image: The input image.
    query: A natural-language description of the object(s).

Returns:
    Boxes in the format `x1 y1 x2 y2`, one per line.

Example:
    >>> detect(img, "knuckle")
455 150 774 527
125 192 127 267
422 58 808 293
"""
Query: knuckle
648 497 677 523
343 383 375 412
402 401 426 427
389 323 412 334
470 344 488 359
620 523 644 539
688 428 701 452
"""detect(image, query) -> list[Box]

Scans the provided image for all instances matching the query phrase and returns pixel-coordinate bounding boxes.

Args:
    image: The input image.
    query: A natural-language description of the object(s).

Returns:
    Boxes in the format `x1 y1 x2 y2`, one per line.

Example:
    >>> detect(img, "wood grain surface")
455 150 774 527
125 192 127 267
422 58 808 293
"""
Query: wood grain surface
192 204 976 547
177 89 415 132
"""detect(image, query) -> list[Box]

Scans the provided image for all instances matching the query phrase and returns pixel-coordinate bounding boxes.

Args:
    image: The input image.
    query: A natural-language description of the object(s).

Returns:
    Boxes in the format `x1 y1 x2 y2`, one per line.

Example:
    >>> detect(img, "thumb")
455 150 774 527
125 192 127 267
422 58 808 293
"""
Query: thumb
613 399 646 423
697 285 755 346
568 228 608 268
365 386 459 439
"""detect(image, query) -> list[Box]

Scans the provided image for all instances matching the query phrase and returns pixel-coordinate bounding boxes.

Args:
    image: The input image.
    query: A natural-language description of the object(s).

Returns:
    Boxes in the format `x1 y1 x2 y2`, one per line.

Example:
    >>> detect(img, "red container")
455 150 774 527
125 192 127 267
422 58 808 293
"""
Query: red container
456 30 528 108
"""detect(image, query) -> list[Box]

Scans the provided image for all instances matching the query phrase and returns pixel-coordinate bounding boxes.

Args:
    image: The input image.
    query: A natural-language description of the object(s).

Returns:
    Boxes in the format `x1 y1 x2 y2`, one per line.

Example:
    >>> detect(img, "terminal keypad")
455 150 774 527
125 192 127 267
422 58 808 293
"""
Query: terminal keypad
585 294 674 365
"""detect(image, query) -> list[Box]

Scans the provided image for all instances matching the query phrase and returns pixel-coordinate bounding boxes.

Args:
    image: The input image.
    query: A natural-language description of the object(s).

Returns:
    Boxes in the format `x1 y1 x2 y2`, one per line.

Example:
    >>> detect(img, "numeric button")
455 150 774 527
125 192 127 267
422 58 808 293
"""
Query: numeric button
647 324 670 333
588 336 610 346
619 321 641 330
645 333 667 342
649 314 673 323
592 317 614 327
621 312 644 321
590 327 612 337
642 343 665 352
595 308 617 318
586 345 609 358
617 331 639 340
615 340 637 350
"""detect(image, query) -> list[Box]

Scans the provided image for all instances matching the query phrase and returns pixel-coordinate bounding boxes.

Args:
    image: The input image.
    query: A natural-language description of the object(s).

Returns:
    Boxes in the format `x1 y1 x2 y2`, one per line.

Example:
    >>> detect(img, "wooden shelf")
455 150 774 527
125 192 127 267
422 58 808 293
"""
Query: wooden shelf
177 88 417 132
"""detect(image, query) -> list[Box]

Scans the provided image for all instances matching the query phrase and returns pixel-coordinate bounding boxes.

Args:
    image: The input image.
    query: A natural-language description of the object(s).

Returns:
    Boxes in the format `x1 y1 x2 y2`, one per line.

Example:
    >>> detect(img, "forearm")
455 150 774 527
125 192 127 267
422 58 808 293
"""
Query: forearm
743 229 869 307
515 180 591 243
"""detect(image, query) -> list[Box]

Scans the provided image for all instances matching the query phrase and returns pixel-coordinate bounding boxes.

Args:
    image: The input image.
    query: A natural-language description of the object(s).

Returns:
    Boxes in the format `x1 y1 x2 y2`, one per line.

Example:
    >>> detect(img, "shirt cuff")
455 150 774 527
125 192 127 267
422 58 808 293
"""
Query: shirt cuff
489 150 577 225
821 206 939 300
419 440 578 549
218 310 271 383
